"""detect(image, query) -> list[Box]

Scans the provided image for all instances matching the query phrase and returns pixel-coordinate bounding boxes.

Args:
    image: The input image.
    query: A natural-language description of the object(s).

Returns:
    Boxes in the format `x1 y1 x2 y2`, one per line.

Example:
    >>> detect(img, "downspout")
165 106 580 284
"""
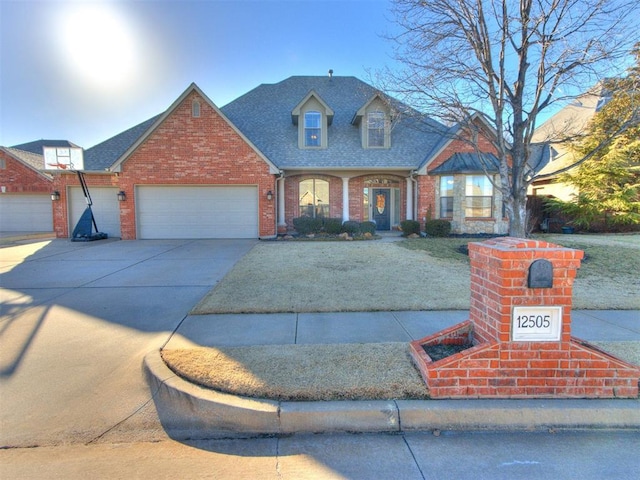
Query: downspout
275 171 285 236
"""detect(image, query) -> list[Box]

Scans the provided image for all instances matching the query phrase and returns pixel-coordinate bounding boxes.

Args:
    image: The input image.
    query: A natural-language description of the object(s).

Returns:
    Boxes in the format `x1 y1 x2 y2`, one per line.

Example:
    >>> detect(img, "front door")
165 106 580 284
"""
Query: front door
372 188 391 230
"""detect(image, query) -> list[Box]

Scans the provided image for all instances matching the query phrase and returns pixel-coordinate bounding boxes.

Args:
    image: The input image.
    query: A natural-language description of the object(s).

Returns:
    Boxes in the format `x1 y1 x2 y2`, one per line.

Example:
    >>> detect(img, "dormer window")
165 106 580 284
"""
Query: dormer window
292 90 333 149
367 111 385 147
304 111 322 147
352 94 393 149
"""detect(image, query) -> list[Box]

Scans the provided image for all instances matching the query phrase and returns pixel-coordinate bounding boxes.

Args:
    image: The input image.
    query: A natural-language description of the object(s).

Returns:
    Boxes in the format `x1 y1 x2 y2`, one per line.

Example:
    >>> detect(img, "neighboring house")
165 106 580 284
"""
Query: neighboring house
3 76 510 239
530 82 612 200
0 143 56 232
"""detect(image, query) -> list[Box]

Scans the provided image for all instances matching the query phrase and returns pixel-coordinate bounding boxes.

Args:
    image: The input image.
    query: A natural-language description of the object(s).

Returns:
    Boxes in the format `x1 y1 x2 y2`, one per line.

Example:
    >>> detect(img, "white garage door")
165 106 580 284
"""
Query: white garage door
136 185 258 239
0 194 53 232
69 187 121 238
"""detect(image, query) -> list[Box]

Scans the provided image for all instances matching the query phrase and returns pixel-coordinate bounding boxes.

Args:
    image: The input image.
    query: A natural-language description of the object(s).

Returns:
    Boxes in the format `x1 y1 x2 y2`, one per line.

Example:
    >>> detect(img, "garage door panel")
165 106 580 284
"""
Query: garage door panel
69 187 121 238
136 186 258 239
0 195 53 232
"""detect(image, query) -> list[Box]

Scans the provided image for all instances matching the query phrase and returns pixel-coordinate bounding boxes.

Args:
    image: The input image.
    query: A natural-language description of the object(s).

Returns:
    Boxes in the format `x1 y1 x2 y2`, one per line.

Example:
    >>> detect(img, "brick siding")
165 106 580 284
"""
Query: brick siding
411 237 639 398
0 150 52 194
52 91 276 239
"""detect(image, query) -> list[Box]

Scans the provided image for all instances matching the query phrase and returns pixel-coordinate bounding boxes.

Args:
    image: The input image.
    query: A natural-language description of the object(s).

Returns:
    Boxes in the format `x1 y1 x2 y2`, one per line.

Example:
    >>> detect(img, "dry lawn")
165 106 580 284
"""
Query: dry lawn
162 341 639 401
192 241 471 314
176 234 639 401
193 235 640 314
161 343 429 401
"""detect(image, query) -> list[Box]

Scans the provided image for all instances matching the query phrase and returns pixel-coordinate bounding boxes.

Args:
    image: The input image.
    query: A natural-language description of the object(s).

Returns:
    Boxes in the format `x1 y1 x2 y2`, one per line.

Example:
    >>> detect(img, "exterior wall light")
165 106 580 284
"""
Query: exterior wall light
117 191 126 202
51 191 60 201
266 190 273 201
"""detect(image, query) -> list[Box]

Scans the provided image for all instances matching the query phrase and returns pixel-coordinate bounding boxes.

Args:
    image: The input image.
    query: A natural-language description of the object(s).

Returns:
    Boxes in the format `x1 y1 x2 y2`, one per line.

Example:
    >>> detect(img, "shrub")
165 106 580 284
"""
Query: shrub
424 219 451 237
360 221 376 235
323 217 343 235
400 220 421 236
341 221 361 236
293 216 322 235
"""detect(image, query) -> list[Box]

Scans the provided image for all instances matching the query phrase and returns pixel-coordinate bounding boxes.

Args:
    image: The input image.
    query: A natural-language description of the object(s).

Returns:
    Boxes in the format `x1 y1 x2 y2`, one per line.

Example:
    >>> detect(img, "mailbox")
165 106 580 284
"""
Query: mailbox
528 259 553 288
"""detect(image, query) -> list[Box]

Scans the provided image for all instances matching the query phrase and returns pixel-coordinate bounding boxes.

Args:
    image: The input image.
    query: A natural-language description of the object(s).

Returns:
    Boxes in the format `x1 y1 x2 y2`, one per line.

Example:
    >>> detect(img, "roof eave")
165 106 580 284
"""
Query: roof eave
0 147 53 181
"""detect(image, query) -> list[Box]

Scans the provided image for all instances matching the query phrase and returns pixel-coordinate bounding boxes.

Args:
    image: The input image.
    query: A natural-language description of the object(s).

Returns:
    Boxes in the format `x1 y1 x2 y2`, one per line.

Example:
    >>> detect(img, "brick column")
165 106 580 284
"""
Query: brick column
410 237 640 398
469 237 582 345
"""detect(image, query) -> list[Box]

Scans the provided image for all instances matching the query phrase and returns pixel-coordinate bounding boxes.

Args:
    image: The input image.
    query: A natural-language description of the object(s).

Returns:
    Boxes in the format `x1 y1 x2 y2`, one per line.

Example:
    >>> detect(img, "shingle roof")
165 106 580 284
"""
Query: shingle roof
221 76 447 170
429 152 501 175
83 115 161 170
4 147 46 170
10 139 79 155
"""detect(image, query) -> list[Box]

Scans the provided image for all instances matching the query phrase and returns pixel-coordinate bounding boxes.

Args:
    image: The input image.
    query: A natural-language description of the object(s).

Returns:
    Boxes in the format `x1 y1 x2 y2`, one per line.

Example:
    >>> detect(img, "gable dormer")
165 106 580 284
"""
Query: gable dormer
352 94 393 149
291 91 334 149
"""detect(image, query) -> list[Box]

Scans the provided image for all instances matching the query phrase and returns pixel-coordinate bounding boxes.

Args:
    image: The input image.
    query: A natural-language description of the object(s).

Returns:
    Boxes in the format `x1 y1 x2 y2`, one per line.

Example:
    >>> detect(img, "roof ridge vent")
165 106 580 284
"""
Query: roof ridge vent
328 69 333 79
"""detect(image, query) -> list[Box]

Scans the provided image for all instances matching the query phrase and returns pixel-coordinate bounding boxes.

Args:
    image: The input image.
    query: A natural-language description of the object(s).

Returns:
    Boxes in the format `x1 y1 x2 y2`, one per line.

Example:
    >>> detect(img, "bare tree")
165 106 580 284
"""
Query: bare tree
381 0 638 237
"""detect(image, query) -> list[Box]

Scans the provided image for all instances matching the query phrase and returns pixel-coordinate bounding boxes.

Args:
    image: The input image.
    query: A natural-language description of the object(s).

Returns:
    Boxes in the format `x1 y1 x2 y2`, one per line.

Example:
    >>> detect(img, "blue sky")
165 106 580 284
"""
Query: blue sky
1 0 398 148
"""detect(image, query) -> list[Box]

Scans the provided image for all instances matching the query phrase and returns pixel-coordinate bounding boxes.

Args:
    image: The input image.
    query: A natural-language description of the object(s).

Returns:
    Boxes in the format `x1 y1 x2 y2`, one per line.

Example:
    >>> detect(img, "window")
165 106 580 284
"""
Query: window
367 111 385 147
192 100 201 118
464 175 493 218
440 176 454 218
304 112 321 147
299 179 329 218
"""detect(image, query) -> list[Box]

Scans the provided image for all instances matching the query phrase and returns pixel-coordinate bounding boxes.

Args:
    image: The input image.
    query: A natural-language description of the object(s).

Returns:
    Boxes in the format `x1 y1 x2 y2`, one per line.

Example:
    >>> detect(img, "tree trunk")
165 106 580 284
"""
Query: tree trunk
508 192 528 238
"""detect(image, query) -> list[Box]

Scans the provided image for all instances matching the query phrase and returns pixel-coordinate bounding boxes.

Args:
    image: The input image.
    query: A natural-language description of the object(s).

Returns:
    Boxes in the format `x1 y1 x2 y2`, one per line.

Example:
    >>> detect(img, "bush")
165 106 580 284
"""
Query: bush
341 221 361 236
424 219 451 237
400 220 421 236
293 216 322 235
360 221 376 235
323 217 343 235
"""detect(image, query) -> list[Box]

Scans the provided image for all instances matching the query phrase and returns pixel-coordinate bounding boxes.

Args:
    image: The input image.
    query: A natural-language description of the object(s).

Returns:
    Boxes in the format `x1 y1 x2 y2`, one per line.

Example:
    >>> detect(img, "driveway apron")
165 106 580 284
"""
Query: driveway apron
0 238 256 447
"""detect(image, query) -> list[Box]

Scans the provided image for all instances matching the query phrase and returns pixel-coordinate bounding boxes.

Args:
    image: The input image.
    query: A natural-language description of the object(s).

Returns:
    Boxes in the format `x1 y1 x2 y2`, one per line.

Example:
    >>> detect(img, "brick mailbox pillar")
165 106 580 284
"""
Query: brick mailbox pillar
410 237 639 399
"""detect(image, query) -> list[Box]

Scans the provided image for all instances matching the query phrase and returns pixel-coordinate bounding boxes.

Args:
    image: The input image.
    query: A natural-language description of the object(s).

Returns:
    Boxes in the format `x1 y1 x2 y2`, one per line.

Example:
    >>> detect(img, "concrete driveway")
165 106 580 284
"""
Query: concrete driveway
0 238 256 447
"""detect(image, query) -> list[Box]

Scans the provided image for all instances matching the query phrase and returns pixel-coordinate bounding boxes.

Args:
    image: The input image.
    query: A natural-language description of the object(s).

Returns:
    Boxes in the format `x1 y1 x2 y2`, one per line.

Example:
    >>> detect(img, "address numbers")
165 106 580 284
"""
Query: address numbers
512 306 562 342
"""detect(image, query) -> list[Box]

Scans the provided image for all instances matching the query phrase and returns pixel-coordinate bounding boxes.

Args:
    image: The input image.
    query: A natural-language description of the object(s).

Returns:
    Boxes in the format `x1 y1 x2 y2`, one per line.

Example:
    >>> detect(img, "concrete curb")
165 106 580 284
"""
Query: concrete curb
144 351 640 440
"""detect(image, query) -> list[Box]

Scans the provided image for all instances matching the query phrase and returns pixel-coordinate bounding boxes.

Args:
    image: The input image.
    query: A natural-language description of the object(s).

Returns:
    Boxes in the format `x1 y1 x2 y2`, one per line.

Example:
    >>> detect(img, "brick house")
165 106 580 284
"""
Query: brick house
49 84 279 240
3 76 509 239
0 143 58 232
222 75 509 236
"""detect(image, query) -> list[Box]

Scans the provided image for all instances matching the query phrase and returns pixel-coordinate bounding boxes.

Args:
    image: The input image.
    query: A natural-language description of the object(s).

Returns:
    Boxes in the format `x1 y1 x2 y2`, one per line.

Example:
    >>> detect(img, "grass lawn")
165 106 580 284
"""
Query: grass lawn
166 233 640 401
193 234 640 313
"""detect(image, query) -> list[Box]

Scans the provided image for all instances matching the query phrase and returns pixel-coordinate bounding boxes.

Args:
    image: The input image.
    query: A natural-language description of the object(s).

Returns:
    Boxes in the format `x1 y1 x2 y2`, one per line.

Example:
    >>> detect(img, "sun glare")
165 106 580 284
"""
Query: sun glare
58 3 138 91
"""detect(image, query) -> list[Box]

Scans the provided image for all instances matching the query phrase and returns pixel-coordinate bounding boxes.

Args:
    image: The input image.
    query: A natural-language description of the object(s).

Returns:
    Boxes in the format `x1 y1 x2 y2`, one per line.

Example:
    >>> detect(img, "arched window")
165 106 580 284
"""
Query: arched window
192 100 201 118
299 178 329 218
304 111 321 147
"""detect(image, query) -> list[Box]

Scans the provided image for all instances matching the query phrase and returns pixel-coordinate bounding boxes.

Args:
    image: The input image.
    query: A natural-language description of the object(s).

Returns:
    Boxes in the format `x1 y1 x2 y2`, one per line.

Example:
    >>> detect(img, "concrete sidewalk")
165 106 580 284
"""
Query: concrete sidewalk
164 309 640 348
151 309 640 439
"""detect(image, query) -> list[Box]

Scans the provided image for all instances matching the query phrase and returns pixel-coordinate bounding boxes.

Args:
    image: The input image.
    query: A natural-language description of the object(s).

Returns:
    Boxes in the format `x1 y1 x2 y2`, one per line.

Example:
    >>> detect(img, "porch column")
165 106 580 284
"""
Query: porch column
342 177 350 222
406 177 414 220
277 176 286 227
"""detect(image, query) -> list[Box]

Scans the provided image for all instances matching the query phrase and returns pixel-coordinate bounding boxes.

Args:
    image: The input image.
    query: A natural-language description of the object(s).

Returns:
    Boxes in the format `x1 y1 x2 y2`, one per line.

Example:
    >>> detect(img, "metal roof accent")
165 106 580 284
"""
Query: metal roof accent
428 152 501 175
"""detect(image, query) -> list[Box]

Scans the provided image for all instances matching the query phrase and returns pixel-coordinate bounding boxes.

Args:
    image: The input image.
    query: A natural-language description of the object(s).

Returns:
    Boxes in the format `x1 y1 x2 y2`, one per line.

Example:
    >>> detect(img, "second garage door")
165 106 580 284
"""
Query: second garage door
136 185 259 239
0 194 52 232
